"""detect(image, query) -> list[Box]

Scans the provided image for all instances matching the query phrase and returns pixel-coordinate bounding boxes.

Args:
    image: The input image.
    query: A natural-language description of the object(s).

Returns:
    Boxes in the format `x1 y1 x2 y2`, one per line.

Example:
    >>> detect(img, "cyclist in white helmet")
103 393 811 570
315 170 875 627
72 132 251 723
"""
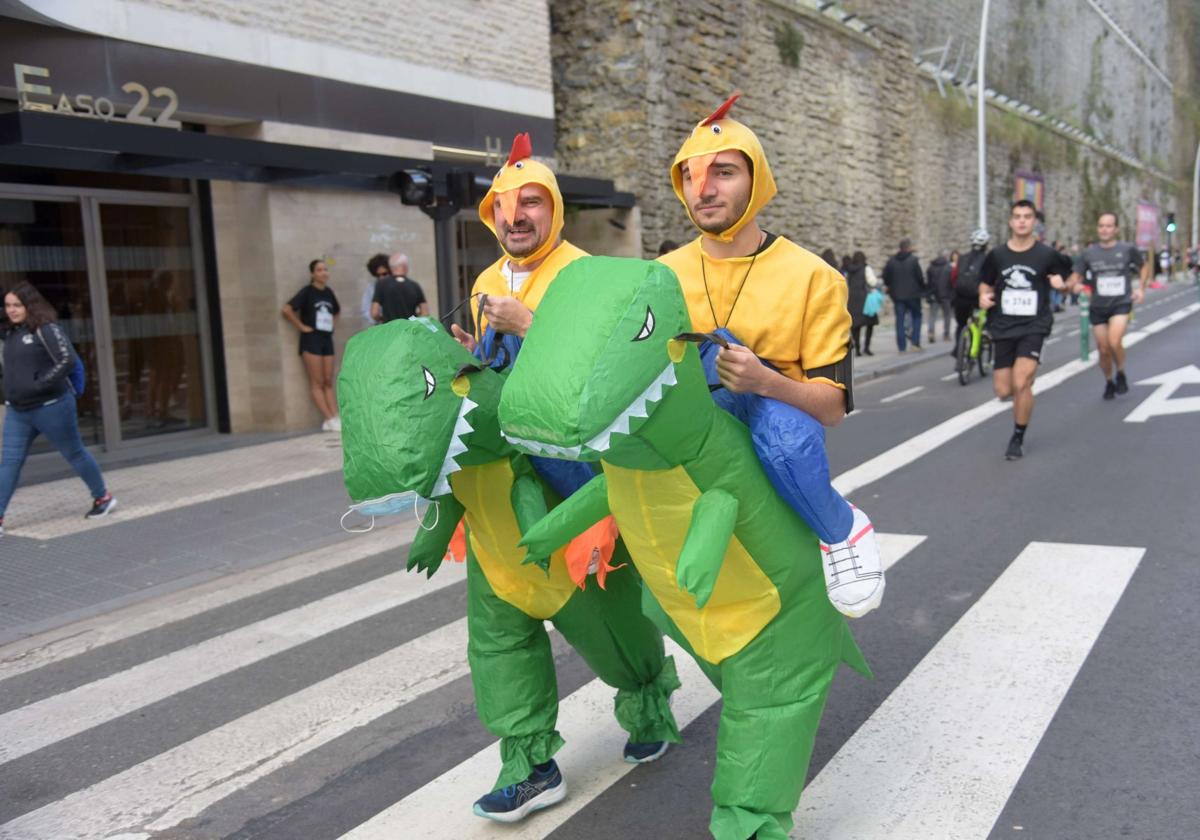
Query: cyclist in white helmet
952 229 992 357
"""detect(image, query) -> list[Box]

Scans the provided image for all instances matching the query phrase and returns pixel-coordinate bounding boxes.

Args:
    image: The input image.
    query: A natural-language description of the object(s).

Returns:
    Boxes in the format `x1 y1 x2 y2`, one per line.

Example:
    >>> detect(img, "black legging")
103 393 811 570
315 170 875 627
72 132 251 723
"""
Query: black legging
952 297 975 352
851 324 874 354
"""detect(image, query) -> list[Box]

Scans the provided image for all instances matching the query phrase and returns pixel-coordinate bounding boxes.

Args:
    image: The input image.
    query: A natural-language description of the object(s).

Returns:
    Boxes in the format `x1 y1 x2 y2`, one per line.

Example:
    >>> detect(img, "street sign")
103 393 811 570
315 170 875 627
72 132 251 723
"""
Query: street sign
1123 364 1200 423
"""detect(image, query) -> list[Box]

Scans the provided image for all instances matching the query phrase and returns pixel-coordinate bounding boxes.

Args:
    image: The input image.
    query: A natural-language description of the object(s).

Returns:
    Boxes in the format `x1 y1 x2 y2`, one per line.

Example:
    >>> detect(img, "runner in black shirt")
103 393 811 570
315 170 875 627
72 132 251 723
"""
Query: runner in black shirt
282 259 341 432
1069 212 1148 399
978 200 1072 460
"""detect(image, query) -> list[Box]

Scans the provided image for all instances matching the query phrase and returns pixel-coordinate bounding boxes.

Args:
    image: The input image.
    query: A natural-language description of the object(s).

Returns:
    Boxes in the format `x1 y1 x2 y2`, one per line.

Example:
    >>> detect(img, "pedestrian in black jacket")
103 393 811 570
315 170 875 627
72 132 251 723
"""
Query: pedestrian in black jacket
0 282 115 537
925 252 954 343
882 238 926 352
845 251 875 356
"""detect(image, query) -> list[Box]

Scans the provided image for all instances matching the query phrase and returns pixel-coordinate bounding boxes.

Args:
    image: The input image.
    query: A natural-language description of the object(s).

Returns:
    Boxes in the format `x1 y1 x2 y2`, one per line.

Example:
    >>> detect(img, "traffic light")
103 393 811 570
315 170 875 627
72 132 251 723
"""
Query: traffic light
1166 212 1177 233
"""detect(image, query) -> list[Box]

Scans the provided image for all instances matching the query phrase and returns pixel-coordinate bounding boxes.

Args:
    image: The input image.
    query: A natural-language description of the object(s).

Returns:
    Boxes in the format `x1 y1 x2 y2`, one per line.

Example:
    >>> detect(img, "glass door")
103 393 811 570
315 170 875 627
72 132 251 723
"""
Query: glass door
95 202 209 441
0 195 106 446
2 184 214 452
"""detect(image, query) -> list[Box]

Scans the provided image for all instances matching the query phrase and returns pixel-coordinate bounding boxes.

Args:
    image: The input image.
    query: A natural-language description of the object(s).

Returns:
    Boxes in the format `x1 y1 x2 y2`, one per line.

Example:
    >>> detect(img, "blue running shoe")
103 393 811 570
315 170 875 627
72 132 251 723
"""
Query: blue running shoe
472 761 566 823
623 740 669 764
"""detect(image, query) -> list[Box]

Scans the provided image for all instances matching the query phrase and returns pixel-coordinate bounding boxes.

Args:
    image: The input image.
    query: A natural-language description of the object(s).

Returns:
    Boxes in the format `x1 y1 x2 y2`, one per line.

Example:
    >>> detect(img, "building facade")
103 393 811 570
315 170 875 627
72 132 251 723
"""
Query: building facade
0 0 637 446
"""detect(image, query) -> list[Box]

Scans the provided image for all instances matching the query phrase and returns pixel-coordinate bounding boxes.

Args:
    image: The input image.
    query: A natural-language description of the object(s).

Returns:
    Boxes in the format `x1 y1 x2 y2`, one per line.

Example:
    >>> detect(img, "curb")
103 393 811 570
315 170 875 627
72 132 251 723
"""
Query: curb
855 343 955 382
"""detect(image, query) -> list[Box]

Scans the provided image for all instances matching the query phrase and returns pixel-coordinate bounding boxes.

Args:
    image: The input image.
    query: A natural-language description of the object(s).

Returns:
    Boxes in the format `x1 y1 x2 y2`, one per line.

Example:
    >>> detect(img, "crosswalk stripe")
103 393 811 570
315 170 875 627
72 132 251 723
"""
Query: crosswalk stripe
337 533 925 839
0 617 471 840
0 523 421 680
0 564 464 763
792 542 1143 839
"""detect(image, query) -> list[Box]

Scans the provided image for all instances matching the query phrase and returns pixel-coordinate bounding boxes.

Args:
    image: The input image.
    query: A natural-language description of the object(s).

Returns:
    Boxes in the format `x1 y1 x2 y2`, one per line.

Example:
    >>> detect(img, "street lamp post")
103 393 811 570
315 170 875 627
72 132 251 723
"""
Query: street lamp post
977 0 991 233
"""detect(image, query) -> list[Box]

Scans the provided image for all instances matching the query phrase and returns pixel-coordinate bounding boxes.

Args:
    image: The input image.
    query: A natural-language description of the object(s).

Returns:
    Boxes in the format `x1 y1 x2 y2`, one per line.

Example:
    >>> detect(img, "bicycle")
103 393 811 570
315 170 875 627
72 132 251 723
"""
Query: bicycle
955 308 993 385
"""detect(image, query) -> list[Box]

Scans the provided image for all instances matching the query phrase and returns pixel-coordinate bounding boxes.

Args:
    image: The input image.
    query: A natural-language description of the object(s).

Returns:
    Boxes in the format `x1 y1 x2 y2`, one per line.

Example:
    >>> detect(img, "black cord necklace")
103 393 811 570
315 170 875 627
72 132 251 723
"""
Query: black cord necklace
701 232 766 329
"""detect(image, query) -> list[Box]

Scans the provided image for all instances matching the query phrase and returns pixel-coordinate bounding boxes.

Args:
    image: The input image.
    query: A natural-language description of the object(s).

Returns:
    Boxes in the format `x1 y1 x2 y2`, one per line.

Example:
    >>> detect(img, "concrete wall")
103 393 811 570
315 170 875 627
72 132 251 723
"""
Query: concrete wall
136 0 554 93
210 123 437 432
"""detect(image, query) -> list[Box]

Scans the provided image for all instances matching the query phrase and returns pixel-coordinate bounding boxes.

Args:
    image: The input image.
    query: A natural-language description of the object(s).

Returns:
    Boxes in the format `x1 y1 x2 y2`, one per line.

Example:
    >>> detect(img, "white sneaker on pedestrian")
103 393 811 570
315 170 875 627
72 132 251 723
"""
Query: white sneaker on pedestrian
321 418 333 432
819 506 885 618
330 416 342 432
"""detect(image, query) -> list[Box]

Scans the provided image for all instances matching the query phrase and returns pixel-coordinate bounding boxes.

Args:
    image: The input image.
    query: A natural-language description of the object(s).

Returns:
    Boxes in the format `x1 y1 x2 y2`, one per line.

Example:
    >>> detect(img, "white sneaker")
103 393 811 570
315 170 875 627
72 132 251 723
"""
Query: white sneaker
330 416 342 432
819 506 885 618
321 418 333 432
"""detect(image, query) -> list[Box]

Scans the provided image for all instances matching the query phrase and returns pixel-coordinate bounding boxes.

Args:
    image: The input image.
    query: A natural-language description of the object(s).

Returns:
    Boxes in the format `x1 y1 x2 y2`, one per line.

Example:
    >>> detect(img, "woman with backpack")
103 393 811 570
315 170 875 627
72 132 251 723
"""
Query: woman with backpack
0 282 115 538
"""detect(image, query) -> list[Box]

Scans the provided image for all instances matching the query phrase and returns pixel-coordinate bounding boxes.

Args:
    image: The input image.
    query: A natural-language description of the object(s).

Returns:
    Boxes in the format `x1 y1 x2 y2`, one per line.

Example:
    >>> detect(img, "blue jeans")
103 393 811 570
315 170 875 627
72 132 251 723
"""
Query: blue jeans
894 298 923 351
0 393 107 517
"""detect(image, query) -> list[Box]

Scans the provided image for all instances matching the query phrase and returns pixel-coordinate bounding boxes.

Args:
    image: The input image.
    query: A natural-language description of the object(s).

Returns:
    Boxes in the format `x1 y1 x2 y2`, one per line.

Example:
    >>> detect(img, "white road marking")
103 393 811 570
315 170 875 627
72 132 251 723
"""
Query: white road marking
940 372 959 381
1066 329 1080 337
879 386 924 404
833 303 1200 496
0 618 472 840
338 534 926 840
1045 337 1061 345
1124 364 1200 423
0 523 424 679
793 542 1143 839
0 564 464 762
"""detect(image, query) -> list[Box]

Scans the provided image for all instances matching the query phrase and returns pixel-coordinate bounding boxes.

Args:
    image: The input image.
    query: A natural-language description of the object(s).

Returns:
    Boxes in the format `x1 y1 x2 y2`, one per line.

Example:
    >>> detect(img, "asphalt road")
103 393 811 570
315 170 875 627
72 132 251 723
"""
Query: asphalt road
1 286 1196 840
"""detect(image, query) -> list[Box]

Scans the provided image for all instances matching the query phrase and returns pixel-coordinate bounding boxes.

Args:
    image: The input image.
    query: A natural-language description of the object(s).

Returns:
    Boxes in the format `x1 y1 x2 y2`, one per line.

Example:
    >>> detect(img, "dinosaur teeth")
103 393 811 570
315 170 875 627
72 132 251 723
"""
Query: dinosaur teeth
583 361 677 453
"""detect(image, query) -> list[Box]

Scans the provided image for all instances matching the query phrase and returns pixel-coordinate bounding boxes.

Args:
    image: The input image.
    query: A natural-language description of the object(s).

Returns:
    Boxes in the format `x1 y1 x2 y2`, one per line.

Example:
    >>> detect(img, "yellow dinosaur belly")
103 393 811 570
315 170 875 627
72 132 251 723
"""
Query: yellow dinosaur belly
451 460 576 620
604 462 780 664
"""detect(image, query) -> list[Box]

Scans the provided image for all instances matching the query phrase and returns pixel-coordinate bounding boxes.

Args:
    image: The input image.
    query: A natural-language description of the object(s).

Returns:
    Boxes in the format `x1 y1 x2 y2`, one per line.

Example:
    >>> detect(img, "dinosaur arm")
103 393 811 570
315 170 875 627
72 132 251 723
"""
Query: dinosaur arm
510 464 553 571
519 473 610 558
406 494 466 578
676 488 738 609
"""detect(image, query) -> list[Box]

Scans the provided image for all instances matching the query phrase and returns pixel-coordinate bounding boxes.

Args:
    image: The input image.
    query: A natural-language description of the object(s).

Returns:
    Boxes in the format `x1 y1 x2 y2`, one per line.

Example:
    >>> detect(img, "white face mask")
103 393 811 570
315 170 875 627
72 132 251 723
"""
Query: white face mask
340 492 438 534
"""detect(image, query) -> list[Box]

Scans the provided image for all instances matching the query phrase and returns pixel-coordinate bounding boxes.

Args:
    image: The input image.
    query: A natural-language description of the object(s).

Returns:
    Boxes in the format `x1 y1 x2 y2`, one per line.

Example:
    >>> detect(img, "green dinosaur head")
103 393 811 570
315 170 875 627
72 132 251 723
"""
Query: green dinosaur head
338 318 506 502
498 256 710 464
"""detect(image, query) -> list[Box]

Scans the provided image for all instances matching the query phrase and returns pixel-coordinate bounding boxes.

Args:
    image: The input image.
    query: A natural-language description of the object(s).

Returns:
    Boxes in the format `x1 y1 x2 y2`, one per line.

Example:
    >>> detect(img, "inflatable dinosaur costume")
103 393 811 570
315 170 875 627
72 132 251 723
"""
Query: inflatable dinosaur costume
338 319 680 810
499 257 870 840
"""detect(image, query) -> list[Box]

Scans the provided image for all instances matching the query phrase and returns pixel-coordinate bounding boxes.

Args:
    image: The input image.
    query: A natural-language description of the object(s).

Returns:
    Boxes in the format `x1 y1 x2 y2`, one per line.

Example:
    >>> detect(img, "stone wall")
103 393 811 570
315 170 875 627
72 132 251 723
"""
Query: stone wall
551 0 1199 268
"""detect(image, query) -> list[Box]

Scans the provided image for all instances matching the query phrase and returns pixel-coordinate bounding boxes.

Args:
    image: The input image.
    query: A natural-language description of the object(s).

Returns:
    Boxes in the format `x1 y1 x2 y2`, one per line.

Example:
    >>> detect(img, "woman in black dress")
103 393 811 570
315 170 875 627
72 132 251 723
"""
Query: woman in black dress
281 260 341 432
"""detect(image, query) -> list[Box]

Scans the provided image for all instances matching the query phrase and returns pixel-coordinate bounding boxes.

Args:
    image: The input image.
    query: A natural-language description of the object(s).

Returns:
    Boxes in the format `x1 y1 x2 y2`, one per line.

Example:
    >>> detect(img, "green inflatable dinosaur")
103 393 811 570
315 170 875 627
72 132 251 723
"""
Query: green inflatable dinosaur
498 257 870 840
337 318 680 806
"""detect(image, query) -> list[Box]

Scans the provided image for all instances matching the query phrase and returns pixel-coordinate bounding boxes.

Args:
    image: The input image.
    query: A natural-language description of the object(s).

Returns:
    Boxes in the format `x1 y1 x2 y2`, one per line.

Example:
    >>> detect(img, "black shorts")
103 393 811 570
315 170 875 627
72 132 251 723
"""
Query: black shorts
299 331 335 356
1089 301 1133 326
992 333 1045 369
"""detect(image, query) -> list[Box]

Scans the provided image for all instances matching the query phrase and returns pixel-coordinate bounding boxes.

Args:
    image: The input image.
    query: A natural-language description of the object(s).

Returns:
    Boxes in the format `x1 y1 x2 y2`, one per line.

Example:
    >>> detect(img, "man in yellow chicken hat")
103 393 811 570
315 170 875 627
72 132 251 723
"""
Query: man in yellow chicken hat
450 132 584 353
658 95 883 838
449 134 680 823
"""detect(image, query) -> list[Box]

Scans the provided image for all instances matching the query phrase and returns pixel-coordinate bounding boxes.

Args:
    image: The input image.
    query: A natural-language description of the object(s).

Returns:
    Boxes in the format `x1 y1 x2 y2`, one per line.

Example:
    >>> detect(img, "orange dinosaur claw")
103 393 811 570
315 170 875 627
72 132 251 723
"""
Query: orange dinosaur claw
565 516 623 590
444 519 467 564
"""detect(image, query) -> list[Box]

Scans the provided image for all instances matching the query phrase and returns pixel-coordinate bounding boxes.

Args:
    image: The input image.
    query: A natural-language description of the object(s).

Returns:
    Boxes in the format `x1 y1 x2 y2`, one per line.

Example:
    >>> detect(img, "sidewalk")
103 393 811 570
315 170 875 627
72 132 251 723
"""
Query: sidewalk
0 430 416 645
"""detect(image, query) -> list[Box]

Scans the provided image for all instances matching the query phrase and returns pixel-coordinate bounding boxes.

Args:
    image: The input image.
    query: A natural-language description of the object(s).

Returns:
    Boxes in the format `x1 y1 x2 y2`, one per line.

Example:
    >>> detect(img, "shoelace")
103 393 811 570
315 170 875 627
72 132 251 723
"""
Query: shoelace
822 543 862 580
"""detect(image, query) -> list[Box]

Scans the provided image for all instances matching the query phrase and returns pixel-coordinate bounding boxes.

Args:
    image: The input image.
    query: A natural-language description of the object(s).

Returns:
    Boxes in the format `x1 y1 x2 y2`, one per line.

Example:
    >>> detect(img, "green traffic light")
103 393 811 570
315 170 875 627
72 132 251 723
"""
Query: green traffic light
1166 212 1177 233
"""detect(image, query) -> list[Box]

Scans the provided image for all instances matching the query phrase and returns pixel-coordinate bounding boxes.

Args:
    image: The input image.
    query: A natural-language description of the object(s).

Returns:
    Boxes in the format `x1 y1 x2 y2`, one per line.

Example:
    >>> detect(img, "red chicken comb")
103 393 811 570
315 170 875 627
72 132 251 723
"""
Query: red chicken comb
507 132 533 166
700 92 742 126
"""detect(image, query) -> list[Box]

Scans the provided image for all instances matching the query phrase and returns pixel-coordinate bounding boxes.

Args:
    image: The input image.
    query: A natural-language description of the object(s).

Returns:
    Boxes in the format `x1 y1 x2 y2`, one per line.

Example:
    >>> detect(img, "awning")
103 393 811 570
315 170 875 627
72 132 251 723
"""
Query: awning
0 110 636 207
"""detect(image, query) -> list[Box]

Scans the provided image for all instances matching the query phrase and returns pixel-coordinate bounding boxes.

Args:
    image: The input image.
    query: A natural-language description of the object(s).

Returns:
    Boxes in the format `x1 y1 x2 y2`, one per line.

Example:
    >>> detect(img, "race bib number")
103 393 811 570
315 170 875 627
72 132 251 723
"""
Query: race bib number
1001 288 1038 317
315 308 334 332
1096 273 1125 297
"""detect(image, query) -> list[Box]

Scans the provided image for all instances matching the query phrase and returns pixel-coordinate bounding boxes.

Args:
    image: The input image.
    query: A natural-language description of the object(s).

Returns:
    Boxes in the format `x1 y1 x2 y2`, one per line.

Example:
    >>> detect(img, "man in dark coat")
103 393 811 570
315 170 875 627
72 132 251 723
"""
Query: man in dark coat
882 238 926 352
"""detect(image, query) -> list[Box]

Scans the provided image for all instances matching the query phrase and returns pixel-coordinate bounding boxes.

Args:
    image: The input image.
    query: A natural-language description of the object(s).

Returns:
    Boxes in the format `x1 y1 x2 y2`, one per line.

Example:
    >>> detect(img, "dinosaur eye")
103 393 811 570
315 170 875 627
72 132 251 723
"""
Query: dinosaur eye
710 124 722 134
514 161 525 169
422 366 436 399
633 306 655 342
